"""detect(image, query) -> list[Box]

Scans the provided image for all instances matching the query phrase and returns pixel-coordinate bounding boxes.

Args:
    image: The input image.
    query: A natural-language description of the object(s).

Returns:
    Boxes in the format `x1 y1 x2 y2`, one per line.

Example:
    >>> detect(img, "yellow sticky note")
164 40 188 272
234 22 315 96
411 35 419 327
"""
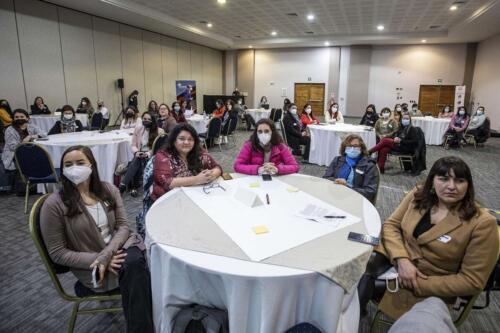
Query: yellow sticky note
286 186 299 192
249 182 260 188
252 225 269 235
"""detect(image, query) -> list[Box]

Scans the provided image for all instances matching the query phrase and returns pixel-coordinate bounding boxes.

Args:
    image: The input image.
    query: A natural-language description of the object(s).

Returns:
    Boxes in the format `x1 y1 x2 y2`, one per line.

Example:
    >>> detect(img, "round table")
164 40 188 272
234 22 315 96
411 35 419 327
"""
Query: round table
411 117 451 145
146 174 381 333
186 114 210 134
308 124 377 166
35 130 133 183
246 108 271 123
30 114 88 133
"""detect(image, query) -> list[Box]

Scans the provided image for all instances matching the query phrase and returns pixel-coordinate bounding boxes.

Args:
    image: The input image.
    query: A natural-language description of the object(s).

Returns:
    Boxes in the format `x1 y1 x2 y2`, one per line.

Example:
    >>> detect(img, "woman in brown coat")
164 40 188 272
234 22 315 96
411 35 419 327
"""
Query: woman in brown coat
358 156 499 319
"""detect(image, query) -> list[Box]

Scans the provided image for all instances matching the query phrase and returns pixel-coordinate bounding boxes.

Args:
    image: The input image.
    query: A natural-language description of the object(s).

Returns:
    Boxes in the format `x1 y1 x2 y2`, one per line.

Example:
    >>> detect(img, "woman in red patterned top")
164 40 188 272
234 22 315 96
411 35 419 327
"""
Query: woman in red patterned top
300 103 320 128
152 123 222 201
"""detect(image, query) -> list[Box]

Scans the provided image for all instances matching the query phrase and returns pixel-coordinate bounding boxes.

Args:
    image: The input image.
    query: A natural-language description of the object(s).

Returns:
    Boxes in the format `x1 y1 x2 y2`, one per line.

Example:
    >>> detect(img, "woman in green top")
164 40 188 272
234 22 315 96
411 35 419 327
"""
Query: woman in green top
375 107 398 140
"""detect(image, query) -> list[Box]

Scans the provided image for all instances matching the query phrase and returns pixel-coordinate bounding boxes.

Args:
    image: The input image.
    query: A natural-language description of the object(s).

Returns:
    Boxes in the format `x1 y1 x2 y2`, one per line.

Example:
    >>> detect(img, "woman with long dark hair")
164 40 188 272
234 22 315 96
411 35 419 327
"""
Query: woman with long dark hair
151 123 222 201
171 101 187 123
76 97 95 118
147 100 159 116
120 105 142 130
360 104 379 127
157 103 177 133
358 156 498 320
119 112 164 197
300 103 320 128
438 105 453 119
324 102 344 124
48 105 84 135
444 106 470 149
40 146 154 332
282 103 311 160
234 118 299 175
30 96 51 115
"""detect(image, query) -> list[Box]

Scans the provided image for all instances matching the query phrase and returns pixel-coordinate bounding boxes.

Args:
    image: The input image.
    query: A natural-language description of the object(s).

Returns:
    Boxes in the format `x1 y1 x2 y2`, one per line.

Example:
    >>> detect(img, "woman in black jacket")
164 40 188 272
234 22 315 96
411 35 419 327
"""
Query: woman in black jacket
368 113 418 173
282 103 310 160
360 104 379 127
48 105 84 135
30 96 51 115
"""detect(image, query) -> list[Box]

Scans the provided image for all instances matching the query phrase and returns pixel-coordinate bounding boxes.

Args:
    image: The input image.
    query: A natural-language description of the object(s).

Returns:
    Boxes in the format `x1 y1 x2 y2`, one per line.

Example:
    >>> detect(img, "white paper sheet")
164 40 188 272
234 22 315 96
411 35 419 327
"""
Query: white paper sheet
181 176 360 261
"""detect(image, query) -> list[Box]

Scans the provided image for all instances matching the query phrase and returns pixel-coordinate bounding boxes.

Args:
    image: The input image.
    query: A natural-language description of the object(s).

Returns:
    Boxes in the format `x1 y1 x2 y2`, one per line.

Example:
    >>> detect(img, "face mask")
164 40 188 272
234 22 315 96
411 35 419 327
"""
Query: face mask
81 102 87 106
143 120 152 128
345 147 361 159
174 106 180 112
412 108 417 111
396 107 402 112
382 113 390 119
290 108 297 115
63 114 73 120
444 108 450 112
126 111 134 118
14 119 28 126
227 105 232 110
332 107 338 112
459 110 465 116
63 165 92 185
401 119 410 126
305 108 312 114
238 100 242 105
367 109 373 114
258 133 271 145
476 110 483 115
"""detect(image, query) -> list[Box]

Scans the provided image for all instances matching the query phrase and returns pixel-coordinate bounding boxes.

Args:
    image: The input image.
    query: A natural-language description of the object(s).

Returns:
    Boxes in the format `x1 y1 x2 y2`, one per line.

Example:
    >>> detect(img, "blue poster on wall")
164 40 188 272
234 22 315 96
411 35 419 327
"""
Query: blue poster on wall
176 80 196 110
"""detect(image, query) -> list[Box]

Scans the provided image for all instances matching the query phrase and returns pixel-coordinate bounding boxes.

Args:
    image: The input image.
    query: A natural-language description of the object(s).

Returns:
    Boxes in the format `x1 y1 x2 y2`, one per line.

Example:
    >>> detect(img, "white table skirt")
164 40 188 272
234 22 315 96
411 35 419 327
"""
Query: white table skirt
246 109 271 123
30 114 88 133
308 124 377 166
150 243 360 333
412 117 451 145
187 115 210 134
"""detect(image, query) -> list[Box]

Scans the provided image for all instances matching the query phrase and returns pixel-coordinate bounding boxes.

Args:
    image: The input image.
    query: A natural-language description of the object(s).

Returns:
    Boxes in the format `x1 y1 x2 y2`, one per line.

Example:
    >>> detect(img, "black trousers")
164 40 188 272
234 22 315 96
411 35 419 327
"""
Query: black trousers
358 252 392 313
122 156 147 189
290 136 311 160
244 114 256 130
444 128 465 147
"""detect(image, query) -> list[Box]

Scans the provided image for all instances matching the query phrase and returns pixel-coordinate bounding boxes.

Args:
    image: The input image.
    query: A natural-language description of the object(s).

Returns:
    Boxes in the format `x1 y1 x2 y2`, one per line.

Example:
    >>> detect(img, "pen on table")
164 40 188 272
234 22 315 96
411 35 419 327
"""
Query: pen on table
266 193 270 205
323 215 346 218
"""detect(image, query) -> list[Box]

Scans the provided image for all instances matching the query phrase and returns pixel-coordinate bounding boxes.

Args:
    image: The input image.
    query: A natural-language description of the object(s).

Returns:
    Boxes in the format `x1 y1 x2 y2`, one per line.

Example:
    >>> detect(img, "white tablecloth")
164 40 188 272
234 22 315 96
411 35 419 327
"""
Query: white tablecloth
187 114 210 134
246 108 271 123
412 117 451 145
147 174 381 333
308 124 377 166
30 114 88 133
36 130 133 183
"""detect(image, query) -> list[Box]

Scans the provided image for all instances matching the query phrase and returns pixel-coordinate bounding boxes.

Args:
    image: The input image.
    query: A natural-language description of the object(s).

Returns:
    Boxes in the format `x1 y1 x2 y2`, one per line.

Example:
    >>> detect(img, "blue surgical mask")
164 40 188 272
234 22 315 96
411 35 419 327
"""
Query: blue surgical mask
345 147 361 159
459 110 465 116
401 119 410 126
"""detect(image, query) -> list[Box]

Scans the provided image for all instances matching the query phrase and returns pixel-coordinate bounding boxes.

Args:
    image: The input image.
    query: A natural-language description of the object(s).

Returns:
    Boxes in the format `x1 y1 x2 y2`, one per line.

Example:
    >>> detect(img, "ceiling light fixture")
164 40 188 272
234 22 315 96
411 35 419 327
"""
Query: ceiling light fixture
421 39 427 43
307 14 315 21
324 41 330 46
207 23 213 28
248 45 253 48
217 0 226 4
450 5 458 11
271 31 277 36
377 25 385 31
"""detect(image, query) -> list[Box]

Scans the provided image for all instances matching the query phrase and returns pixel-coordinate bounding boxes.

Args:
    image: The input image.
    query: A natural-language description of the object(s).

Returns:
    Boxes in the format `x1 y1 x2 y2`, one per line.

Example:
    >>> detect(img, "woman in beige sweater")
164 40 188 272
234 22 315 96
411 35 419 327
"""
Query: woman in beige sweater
40 145 153 333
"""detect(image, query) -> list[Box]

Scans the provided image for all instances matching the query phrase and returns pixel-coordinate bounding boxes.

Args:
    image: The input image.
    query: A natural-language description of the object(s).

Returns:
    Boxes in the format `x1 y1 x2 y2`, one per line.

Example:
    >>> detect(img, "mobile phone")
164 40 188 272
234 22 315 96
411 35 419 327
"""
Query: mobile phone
262 174 272 181
91 266 99 288
221 172 233 180
35 137 49 141
347 232 380 246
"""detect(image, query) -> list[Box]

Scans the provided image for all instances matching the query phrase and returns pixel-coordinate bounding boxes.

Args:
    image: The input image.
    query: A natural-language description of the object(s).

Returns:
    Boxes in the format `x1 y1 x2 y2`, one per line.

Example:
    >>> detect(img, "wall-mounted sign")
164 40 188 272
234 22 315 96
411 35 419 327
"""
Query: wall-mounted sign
454 85 466 112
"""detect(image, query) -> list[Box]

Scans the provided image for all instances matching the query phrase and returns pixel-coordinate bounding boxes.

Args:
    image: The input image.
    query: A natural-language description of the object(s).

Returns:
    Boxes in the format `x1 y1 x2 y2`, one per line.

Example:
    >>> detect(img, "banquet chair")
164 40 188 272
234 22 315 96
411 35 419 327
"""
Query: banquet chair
89 112 103 131
372 165 381 205
29 195 122 333
222 118 238 148
388 151 415 172
284 322 324 333
14 143 60 213
199 117 222 151
151 133 167 155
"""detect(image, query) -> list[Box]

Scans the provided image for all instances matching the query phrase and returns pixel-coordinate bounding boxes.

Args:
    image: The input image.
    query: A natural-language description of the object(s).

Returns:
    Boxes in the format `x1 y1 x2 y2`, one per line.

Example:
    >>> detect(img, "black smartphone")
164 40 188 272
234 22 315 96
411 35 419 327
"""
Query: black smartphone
262 174 272 181
347 232 380 246
221 172 233 180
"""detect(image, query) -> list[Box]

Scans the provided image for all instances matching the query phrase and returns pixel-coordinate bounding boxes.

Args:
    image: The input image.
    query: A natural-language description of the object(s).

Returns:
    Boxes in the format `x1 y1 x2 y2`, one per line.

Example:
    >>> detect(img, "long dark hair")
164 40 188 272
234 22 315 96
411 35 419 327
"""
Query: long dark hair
328 102 339 118
0 99 12 116
33 96 44 106
142 111 159 148
79 97 92 108
365 104 376 115
148 100 158 113
414 156 477 220
166 124 203 174
250 118 283 152
59 146 115 217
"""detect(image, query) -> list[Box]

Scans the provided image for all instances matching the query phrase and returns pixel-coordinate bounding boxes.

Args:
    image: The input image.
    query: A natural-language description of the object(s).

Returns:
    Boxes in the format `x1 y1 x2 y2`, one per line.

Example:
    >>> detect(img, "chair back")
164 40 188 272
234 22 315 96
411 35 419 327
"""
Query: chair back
90 112 103 130
151 133 167 155
226 118 238 135
15 143 58 183
207 117 222 139
280 119 288 145
29 194 74 301
271 108 283 122
373 164 381 205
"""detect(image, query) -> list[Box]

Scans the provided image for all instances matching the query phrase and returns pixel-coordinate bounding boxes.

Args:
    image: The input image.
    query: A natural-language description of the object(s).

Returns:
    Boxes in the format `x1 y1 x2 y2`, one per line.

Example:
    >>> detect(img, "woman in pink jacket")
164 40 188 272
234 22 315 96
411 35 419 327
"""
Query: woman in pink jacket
234 118 299 175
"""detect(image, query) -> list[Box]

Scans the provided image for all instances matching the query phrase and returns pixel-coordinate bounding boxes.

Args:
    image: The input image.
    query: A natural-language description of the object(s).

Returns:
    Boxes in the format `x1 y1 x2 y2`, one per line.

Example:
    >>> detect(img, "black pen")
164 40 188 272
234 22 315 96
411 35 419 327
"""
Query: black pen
266 193 270 205
323 215 346 218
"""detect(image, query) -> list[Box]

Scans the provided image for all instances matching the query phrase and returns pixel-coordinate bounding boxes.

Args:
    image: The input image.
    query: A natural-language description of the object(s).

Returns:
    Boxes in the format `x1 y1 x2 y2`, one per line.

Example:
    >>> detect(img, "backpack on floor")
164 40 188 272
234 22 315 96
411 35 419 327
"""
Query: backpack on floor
171 304 229 333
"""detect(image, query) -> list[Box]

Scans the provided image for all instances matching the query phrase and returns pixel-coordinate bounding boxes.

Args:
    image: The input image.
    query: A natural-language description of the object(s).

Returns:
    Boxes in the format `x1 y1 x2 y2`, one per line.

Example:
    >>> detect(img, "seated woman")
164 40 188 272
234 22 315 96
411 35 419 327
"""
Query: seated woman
30 96 51 115
368 113 417 173
221 99 238 143
409 103 423 117
259 96 269 108
211 99 226 119
48 105 84 135
119 112 164 197
392 108 402 124
324 102 344 124
234 118 299 175
323 134 378 202
438 105 453 118
360 104 379 127
40 145 154 332
358 156 498 320
151 123 222 201
76 97 95 118
157 103 177 134
375 108 398 140
171 101 187 123
147 100 159 117
120 106 142 130
300 103 320 128
282 103 311 160
444 106 470 149
466 106 489 143
96 100 110 129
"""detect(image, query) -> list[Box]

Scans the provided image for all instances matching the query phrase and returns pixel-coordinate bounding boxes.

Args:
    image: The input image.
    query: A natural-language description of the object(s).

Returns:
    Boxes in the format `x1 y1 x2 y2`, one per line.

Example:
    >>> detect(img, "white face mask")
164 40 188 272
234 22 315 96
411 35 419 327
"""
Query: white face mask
332 107 338 112
459 110 465 116
444 108 450 112
82 101 87 106
382 113 390 119
396 107 402 112
412 107 417 111
290 108 297 115
476 110 483 115
63 165 92 185
305 108 312 114
258 132 271 145
63 114 73 120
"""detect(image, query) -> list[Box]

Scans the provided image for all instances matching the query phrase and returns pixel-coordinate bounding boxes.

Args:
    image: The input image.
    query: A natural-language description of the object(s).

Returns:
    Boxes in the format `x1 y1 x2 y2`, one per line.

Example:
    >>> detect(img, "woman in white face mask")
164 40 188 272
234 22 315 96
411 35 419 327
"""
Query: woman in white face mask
48 105 84 135
234 118 299 175
438 105 453 119
282 103 311 160
444 106 470 149
300 103 320 128
374 107 398 140
466 106 489 143
40 145 154 332
324 102 344 124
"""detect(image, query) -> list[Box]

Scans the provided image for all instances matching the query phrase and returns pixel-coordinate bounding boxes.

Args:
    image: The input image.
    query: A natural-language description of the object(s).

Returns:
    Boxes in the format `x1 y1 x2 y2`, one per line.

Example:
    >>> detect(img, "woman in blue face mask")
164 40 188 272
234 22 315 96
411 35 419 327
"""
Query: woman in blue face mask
444 106 470 149
323 134 379 202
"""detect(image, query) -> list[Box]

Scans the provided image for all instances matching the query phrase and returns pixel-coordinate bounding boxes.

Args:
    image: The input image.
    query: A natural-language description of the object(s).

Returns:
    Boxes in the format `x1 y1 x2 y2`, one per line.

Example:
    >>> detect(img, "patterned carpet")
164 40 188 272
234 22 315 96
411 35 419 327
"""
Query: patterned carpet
1 118 499 332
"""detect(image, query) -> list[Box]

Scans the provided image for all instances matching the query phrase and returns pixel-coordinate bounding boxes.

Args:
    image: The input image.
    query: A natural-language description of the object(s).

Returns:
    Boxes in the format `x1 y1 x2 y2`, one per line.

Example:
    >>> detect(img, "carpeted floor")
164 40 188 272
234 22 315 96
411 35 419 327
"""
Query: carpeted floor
1 118 499 332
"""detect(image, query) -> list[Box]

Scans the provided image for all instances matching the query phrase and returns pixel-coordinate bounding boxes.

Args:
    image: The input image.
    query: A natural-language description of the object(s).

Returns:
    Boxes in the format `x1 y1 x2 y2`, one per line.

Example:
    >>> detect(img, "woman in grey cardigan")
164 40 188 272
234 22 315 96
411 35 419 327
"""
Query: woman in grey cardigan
40 146 153 332
1 109 47 171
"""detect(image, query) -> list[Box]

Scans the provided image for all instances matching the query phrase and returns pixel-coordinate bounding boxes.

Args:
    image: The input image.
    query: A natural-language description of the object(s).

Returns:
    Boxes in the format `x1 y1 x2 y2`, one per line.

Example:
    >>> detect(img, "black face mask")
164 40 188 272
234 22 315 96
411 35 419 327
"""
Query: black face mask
143 121 152 128
14 119 28 126
126 112 134 118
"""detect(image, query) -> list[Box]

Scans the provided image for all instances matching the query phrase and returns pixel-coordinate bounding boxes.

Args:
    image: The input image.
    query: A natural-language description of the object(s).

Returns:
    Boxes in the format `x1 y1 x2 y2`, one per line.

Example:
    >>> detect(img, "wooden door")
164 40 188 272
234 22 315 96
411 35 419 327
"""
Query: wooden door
418 85 456 116
294 83 325 116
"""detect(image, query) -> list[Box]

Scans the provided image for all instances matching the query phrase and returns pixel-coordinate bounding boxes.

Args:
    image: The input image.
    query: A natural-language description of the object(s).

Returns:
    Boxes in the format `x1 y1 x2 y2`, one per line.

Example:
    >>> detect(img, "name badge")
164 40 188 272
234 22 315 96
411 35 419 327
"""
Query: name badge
437 235 452 243
355 169 364 175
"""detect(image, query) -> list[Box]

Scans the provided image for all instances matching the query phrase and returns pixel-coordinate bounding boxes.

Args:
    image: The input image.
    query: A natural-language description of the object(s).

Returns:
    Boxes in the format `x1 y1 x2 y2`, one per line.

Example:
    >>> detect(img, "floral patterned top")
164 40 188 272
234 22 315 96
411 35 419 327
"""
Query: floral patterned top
151 149 221 201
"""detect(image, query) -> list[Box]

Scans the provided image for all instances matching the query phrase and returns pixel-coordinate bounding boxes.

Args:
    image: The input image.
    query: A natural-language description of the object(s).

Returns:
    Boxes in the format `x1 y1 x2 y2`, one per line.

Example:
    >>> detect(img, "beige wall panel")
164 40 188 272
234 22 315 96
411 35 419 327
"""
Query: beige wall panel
120 25 145 111
190 44 203 109
143 31 163 106
161 36 178 104
177 40 191 80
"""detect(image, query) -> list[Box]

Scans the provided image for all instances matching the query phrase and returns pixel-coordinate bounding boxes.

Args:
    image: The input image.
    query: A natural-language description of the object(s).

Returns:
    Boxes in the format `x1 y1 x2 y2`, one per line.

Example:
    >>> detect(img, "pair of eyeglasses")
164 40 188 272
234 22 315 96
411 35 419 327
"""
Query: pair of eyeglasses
203 182 226 194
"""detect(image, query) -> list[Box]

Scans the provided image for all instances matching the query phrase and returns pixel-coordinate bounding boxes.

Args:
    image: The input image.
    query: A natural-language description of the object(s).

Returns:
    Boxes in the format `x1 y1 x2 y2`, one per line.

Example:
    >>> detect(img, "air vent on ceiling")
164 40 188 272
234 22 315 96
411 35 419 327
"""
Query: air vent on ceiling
234 35 241 38
286 13 298 17
305 31 314 34
429 25 441 29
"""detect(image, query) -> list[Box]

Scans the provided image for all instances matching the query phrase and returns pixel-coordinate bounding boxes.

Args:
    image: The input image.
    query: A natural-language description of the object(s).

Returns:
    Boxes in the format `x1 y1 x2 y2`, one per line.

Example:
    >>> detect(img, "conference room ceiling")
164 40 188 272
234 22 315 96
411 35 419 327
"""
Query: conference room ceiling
46 0 500 49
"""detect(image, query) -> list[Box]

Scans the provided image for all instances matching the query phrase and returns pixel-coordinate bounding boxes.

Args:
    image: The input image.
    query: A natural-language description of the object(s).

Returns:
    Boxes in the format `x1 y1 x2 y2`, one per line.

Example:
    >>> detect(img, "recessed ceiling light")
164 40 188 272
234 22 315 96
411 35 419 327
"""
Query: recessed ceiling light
207 23 213 28
248 45 253 48
450 5 458 11
324 41 330 46
307 14 315 21
217 0 226 4
271 31 277 36
421 39 427 43
377 25 385 31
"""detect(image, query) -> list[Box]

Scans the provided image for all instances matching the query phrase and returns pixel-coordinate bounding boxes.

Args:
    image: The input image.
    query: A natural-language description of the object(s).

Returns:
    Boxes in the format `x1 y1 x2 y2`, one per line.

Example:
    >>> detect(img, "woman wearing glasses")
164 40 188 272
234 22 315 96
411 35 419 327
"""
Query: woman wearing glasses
151 123 222 201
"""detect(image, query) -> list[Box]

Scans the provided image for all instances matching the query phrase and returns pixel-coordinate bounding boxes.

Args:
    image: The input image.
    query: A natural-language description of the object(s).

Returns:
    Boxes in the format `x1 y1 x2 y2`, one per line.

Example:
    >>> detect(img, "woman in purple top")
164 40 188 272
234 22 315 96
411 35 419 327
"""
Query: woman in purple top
444 106 470 149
